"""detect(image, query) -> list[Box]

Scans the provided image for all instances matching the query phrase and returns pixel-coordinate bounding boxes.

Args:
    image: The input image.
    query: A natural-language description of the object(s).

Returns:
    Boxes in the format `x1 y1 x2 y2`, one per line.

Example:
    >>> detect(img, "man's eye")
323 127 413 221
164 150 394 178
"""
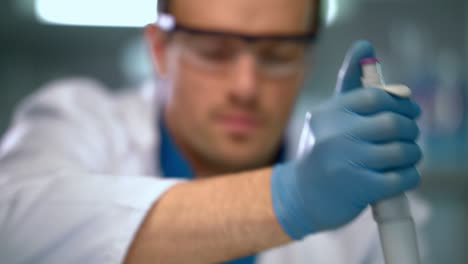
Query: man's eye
188 36 237 61
257 45 305 64
197 47 234 61
264 54 293 63
260 51 300 64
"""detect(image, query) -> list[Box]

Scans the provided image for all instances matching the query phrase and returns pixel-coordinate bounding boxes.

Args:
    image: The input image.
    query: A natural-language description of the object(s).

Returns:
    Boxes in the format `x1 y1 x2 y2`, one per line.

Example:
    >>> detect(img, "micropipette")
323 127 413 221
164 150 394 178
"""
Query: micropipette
361 57 421 264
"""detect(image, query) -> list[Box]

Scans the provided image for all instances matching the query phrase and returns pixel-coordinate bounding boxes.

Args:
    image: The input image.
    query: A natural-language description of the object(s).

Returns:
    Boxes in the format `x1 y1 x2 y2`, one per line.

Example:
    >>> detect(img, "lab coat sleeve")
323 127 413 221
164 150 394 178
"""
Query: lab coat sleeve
0 78 132 176
0 78 181 263
0 173 180 264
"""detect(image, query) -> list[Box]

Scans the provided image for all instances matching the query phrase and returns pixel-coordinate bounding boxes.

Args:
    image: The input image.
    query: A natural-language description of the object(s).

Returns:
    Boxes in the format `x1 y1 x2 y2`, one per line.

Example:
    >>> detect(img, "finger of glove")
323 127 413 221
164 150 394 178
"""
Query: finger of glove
347 112 420 143
348 141 422 171
340 87 421 119
335 40 376 94
367 167 421 203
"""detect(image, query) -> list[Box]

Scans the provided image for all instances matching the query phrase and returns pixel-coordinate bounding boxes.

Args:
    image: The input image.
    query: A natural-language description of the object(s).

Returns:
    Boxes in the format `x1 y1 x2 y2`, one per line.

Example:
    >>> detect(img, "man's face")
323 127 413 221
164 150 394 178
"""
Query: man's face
148 0 313 173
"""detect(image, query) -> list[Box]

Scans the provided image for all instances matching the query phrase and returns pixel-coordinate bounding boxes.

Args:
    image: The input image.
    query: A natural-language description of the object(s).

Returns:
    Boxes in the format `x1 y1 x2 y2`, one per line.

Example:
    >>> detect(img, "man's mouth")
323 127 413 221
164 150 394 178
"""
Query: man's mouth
216 113 261 135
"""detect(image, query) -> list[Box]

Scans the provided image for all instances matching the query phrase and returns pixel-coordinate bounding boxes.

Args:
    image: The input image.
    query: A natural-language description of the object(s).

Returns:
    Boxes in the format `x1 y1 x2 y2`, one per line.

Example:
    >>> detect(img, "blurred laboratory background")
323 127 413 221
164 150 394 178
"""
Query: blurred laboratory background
0 0 467 263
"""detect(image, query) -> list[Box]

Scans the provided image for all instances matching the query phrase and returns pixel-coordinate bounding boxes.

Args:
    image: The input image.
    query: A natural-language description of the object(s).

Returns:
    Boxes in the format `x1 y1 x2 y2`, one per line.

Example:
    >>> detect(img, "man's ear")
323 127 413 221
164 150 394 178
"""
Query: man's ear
144 24 169 77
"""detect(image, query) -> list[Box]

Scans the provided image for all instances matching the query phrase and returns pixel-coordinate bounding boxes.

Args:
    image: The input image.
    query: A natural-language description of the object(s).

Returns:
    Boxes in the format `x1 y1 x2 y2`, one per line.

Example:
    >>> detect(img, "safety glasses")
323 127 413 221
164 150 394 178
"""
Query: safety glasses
155 14 316 77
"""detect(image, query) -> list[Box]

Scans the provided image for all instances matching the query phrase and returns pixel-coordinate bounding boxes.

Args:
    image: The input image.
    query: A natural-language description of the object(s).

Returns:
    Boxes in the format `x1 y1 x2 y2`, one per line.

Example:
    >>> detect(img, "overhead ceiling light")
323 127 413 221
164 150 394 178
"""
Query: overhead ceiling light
36 0 338 28
35 0 157 27
326 0 339 26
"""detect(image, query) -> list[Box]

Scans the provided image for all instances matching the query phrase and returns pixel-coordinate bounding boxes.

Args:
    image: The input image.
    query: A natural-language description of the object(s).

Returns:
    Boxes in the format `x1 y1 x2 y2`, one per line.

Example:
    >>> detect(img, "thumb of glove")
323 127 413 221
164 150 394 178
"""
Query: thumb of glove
335 40 376 94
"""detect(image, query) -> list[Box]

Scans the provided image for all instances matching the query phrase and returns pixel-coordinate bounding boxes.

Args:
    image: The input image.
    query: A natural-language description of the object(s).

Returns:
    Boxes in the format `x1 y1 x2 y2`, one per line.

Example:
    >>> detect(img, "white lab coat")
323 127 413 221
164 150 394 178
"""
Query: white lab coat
0 78 430 264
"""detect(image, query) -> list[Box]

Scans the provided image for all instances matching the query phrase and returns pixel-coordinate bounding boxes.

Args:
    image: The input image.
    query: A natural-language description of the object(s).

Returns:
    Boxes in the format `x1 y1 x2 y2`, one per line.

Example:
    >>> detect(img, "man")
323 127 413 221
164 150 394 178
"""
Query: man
0 0 426 263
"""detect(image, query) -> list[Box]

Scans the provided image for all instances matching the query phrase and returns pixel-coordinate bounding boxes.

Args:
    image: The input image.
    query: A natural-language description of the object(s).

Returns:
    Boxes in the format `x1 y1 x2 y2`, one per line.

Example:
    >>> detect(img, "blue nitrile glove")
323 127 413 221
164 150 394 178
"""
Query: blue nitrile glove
271 40 423 240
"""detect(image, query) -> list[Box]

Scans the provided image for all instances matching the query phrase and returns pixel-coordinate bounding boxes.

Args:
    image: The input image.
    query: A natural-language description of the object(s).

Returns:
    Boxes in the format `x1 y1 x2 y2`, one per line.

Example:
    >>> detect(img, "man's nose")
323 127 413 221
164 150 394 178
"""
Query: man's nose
228 52 260 105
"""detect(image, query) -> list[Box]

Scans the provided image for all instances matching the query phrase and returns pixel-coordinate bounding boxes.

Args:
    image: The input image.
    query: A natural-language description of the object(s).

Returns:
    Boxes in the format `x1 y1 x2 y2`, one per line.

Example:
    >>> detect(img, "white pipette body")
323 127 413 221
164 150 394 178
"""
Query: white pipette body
361 58 421 264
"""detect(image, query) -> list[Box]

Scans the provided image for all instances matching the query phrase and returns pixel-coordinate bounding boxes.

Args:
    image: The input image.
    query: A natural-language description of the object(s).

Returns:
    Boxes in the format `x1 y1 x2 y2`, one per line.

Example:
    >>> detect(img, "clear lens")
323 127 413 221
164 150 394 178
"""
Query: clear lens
172 31 307 77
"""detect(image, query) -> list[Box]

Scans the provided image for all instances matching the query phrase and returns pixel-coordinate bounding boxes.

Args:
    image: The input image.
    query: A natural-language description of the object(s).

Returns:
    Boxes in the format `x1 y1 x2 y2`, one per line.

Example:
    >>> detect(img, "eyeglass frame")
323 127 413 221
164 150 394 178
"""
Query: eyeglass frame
153 14 317 77
155 14 318 45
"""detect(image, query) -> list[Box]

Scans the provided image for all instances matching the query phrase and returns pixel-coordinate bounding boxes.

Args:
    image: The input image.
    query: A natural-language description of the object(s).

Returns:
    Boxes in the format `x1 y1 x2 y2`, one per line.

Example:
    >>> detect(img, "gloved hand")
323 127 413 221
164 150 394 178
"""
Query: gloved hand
271 40 423 240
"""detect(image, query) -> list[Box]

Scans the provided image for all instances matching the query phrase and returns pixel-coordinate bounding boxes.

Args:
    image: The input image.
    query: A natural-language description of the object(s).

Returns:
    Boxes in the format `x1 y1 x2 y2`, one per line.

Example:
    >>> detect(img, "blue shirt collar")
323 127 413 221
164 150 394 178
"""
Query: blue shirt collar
159 117 195 179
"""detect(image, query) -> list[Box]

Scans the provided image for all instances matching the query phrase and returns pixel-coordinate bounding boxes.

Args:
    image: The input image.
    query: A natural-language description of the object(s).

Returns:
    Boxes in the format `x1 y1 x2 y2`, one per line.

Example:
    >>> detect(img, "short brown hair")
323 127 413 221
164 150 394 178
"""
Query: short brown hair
157 0 323 33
